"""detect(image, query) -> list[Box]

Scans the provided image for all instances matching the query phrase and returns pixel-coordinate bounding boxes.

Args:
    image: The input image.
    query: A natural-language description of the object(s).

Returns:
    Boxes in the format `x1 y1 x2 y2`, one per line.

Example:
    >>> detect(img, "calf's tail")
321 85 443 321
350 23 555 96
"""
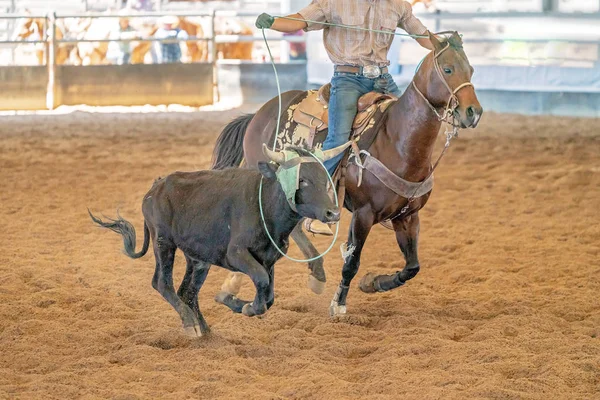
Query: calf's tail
211 113 254 170
88 209 150 259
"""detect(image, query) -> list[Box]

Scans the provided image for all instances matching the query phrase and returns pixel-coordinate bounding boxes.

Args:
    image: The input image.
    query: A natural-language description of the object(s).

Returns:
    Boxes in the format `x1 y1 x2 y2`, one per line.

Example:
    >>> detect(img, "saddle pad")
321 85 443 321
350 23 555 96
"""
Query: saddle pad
280 90 397 150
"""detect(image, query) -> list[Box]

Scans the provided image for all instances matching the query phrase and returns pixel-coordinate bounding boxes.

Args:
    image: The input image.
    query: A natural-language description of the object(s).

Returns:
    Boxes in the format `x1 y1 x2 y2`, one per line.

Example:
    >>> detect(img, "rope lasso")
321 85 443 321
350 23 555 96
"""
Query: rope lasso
273 15 429 39
258 27 339 262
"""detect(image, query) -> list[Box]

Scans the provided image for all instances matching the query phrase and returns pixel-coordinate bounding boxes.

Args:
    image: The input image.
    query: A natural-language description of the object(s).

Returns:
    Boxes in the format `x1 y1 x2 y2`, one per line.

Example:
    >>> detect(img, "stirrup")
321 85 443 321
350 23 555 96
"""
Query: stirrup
303 218 333 236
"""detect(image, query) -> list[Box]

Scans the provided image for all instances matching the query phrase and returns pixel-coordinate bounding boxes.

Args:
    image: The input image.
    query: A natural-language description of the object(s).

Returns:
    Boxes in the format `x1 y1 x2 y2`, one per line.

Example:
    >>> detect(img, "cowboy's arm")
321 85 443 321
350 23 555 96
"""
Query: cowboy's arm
416 35 434 50
398 1 434 50
256 0 327 32
270 14 307 32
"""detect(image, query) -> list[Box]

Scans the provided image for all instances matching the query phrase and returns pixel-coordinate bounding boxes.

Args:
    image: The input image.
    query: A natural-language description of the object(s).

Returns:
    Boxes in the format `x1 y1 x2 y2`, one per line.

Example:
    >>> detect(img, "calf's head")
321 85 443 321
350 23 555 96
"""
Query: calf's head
259 143 351 223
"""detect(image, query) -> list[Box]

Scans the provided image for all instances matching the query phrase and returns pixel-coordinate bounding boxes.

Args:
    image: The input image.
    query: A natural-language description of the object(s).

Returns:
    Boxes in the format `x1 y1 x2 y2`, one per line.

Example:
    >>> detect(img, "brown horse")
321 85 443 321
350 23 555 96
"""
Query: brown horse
211 32 483 316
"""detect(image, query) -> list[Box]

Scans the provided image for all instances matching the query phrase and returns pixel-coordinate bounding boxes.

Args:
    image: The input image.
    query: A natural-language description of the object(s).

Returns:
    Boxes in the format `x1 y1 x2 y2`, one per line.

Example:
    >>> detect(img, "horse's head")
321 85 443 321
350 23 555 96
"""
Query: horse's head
416 31 483 129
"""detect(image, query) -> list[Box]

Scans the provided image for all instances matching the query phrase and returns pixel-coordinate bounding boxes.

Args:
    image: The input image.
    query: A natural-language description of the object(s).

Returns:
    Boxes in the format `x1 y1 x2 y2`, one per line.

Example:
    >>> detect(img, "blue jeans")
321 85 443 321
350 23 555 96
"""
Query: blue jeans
322 72 402 175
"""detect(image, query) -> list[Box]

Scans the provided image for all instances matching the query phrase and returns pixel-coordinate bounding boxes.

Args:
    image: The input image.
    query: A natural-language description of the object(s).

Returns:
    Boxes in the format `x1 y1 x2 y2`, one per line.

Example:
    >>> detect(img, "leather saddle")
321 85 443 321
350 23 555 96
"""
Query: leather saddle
291 83 397 148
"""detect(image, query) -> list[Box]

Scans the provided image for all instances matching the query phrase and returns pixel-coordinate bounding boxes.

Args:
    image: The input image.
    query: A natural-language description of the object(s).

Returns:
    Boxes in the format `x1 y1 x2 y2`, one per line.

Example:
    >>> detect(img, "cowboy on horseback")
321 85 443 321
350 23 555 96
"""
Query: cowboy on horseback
256 0 435 235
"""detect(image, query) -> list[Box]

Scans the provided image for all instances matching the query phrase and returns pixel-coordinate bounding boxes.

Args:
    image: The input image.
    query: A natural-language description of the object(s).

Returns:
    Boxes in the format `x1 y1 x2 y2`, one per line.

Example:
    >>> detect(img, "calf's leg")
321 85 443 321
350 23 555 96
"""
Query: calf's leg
177 254 211 335
291 220 326 294
216 264 275 313
226 247 270 317
214 272 249 313
266 264 275 310
151 238 202 337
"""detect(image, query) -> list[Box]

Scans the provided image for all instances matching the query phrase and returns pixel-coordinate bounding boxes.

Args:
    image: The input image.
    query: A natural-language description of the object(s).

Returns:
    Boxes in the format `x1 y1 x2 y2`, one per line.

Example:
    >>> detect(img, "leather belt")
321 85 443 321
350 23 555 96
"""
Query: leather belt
335 65 388 78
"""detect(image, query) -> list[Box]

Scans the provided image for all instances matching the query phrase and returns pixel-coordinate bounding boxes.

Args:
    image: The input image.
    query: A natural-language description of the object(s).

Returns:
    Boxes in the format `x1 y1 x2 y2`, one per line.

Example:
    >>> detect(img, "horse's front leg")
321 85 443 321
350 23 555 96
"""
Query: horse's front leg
291 220 326 294
330 208 374 316
359 212 420 293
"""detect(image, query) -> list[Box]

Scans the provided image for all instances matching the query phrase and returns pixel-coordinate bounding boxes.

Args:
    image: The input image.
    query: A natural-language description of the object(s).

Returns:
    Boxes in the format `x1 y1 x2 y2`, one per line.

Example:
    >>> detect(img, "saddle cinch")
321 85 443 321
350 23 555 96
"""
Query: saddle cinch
291 83 397 148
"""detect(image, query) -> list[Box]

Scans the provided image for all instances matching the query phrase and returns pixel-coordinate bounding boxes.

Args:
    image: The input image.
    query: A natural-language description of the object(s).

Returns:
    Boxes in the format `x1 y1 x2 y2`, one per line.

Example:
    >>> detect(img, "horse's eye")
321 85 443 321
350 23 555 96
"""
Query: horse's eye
444 67 453 74
299 178 309 188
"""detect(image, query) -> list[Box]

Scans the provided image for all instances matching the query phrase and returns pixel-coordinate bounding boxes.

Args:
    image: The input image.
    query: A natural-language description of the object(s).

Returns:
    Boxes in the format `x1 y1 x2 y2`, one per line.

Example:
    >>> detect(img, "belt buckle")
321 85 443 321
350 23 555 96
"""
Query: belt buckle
362 65 381 79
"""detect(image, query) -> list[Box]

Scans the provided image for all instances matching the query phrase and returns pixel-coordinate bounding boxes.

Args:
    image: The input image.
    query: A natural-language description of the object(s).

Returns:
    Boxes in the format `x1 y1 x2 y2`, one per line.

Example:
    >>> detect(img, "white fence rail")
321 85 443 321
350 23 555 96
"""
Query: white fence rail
0 10 306 109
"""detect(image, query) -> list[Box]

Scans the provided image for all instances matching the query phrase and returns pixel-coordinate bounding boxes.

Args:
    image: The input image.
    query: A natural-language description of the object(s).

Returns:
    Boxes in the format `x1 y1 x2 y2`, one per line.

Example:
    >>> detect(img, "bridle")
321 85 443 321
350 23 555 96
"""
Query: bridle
411 34 475 132
385 34 476 222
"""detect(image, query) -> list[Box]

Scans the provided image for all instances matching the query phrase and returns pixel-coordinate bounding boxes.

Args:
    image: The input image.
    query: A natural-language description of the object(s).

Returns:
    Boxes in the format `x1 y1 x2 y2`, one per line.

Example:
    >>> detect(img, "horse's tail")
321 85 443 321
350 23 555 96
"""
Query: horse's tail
211 113 254 170
88 209 150 259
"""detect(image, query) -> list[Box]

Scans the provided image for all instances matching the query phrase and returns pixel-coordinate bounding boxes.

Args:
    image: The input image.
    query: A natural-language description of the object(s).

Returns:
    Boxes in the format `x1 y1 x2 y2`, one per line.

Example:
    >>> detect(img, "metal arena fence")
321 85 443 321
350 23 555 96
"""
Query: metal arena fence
1 9 600 112
0 10 306 109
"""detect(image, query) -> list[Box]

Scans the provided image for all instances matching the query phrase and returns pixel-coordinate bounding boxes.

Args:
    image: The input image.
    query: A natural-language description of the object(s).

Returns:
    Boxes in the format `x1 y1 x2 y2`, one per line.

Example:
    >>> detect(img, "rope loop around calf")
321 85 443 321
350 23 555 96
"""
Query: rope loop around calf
258 28 340 263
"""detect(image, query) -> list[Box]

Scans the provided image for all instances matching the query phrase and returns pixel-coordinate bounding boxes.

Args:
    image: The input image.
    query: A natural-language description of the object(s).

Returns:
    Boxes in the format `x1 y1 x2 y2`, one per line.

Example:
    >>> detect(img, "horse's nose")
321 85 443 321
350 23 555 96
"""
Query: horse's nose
466 106 475 118
467 106 483 128
325 208 341 222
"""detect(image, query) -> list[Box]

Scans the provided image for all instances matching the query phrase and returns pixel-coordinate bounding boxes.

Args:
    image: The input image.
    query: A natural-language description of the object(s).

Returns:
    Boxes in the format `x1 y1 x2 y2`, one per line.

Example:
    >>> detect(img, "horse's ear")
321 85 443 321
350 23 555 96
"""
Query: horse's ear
428 30 443 52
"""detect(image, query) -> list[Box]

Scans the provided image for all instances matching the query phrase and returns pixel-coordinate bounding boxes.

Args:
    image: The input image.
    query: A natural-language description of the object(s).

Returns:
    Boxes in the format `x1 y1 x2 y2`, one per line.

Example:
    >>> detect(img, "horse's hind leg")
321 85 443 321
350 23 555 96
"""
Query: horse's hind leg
291 220 326 294
177 254 211 336
151 238 202 337
359 212 420 293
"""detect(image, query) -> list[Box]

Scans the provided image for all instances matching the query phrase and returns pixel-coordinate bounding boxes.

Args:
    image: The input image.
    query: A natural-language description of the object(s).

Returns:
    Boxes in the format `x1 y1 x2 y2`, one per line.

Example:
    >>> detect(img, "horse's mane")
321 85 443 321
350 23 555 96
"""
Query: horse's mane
440 32 463 50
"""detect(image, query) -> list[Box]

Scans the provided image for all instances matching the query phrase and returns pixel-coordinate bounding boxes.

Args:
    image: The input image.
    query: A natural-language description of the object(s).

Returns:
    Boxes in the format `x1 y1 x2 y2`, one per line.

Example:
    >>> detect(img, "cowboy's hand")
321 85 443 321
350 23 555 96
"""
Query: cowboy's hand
255 13 275 29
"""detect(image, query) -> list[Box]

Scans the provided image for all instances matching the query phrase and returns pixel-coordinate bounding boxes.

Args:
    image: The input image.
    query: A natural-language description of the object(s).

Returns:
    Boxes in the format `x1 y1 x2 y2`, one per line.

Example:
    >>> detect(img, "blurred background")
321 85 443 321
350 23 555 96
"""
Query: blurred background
1 0 599 116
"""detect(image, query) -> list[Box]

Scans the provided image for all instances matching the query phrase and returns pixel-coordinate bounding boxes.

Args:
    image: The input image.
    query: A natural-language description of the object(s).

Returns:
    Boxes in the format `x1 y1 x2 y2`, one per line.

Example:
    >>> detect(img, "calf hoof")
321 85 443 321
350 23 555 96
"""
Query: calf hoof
308 275 326 295
329 300 347 317
183 325 204 338
215 291 232 305
359 273 380 293
241 303 254 317
242 303 266 317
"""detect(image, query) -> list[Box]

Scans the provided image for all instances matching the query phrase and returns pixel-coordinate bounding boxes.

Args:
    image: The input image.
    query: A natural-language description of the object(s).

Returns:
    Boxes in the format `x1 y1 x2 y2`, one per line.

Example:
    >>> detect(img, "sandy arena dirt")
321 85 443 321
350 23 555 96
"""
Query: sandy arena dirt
1 108 599 399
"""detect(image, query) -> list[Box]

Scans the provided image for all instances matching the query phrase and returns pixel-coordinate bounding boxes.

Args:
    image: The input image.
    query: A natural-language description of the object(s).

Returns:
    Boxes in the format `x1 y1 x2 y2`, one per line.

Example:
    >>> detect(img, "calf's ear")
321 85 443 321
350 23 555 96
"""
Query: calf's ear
258 161 278 179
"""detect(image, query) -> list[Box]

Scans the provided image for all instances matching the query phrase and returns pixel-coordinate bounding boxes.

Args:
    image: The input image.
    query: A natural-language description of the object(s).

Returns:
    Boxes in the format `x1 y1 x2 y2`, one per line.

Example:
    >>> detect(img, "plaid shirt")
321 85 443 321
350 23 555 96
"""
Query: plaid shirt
299 0 427 67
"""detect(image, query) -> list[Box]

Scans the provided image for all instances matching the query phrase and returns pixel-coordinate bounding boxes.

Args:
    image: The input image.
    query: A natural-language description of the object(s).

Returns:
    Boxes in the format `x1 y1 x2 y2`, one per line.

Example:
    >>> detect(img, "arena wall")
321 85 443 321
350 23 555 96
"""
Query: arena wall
218 62 308 103
55 63 214 107
0 66 48 110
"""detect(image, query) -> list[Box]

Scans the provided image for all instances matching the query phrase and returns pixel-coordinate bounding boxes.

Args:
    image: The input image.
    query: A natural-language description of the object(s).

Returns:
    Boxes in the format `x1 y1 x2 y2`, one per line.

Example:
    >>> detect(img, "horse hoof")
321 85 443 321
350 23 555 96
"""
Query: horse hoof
329 301 347 317
308 275 326 295
359 273 379 293
183 325 203 338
